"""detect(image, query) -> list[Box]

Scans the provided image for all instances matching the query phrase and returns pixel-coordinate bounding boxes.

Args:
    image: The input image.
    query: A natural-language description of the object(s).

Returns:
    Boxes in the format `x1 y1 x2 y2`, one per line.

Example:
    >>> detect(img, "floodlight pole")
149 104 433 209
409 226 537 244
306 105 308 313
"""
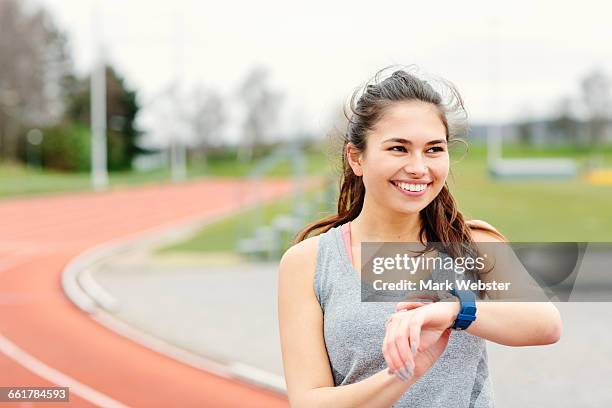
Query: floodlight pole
292 140 306 225
91 0 108 191
170 5 187 182
487 15 503 167
487 124 503 166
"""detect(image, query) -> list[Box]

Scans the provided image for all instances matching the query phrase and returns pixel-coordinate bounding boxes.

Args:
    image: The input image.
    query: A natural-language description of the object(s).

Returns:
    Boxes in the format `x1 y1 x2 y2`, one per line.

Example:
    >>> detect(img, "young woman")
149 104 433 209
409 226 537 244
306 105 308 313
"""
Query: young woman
277 68 562 407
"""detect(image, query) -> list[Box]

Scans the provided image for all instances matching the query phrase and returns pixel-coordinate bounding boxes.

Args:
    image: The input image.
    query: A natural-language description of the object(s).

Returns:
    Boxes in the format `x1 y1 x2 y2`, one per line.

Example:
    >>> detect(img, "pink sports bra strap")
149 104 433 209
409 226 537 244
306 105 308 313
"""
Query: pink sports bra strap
340 221 353 263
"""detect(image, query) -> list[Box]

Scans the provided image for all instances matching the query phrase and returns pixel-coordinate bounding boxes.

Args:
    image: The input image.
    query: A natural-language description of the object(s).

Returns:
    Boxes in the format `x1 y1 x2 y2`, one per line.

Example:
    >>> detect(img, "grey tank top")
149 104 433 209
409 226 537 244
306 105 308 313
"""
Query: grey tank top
313 225 494 408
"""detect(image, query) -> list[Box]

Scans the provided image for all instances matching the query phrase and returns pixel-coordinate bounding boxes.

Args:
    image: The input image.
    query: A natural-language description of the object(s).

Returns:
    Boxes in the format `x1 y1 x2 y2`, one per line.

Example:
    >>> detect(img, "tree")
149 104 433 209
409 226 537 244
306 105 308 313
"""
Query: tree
188 86 225 166
580 69 611 145
514 106 535 145
549 96 580 145
515 120 534 145
65 66 148 170
0 0 72 161
237 67 282 162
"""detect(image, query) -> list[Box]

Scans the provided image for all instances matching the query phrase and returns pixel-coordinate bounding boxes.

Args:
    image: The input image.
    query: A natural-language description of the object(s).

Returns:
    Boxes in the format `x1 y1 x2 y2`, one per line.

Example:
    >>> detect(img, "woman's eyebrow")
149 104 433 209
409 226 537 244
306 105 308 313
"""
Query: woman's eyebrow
382 137 447 146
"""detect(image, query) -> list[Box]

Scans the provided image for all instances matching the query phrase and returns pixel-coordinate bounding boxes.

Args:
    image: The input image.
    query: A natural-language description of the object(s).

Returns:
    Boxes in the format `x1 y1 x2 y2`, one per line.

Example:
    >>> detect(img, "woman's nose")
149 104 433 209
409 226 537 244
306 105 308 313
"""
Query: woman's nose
403 155 428 176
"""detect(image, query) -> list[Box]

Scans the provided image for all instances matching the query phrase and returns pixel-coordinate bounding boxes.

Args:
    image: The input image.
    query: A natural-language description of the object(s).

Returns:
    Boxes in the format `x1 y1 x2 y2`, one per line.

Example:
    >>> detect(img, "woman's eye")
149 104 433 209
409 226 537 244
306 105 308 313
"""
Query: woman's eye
389 146 445 153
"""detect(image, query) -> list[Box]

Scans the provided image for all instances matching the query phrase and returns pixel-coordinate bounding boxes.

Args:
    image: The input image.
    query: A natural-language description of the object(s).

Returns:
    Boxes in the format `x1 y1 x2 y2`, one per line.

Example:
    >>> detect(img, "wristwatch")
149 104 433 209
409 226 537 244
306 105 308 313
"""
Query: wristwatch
449 288 477 330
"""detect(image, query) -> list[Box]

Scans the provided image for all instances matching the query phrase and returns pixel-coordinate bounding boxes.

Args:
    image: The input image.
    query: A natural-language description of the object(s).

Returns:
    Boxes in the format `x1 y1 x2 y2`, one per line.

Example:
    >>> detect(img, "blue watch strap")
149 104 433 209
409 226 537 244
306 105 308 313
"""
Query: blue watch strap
449 288 477 330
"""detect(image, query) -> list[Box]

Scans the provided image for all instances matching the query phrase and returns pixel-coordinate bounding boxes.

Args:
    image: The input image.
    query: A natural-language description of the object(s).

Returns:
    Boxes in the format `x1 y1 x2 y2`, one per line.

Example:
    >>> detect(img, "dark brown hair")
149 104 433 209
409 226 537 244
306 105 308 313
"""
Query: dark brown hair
295 67 505 258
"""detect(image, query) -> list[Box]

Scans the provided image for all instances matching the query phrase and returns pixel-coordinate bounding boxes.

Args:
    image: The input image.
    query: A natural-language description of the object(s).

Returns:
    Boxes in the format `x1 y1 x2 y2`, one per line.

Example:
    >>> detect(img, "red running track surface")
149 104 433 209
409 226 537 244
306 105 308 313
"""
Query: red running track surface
0 178 305 407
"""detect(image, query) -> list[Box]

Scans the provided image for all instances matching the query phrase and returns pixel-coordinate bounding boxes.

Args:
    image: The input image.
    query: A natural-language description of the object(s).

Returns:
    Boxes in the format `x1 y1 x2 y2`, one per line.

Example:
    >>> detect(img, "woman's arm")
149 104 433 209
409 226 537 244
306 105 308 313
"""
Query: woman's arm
394 298 560 349
278 237 421 408
461 301 561 346
390 225 562 369
466 225 562 346
294 369 419 408
389 298 561 375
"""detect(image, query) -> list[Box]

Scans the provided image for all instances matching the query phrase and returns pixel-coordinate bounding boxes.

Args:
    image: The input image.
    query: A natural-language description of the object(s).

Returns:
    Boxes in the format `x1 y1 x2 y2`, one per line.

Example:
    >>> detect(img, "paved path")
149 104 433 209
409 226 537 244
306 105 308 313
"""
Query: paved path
93 258 285 377
0 178 302 408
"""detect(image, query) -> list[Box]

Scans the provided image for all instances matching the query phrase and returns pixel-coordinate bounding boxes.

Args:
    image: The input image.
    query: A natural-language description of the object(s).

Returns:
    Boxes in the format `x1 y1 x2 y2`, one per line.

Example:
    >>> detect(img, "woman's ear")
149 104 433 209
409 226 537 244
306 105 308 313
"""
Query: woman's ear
346 143 363 177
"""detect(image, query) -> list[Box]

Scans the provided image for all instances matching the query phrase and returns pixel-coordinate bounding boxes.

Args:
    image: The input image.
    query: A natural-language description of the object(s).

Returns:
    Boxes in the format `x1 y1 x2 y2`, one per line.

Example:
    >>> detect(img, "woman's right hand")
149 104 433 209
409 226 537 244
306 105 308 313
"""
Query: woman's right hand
384 301 453 381
410 327 451 378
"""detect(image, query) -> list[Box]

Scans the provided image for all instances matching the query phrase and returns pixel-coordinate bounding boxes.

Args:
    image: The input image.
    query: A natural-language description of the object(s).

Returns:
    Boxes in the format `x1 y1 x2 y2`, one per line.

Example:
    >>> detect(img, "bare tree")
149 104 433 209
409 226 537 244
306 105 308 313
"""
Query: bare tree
0 0 72 161
549 96 580 145
581 69 611 145
189 86 225 166
514 106 534 145
237 67 282 162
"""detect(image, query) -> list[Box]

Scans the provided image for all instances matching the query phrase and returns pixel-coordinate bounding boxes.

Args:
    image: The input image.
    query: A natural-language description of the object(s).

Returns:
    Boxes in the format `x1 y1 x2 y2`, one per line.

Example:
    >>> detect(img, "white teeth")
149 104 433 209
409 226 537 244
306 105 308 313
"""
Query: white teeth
394 181 428 192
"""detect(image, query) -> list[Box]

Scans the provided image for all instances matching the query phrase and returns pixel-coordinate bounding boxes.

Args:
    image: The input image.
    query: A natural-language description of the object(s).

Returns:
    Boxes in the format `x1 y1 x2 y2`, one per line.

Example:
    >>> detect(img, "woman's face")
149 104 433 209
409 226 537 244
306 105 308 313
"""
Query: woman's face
348 101 450 215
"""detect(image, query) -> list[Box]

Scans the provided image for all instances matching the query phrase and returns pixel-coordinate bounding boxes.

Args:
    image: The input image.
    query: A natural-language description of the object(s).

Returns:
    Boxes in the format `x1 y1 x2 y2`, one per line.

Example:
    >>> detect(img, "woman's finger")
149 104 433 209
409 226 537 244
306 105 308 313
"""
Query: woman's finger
396 318 415 375
385 314 407 375
408 316 423 357
395 301 426 312
382 317 396 374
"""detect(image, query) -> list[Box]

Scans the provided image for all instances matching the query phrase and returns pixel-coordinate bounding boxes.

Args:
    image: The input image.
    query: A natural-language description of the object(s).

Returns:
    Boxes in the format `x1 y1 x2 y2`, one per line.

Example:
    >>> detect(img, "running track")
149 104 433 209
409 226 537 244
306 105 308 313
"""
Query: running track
0 178 301 407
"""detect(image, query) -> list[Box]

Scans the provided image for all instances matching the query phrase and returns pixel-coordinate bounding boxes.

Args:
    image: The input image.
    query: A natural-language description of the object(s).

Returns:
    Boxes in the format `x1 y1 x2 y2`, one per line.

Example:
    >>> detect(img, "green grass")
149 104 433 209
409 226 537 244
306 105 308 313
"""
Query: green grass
500 143 612 165
449 145 612 241
449 142 612 165
157 188 332 255
0 148 331 200
0 163 175 199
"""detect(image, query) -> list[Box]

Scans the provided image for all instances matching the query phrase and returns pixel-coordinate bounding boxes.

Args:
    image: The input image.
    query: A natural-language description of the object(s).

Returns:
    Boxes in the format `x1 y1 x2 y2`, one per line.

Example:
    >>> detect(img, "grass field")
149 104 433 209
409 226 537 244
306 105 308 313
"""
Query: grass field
448 145 612 241
157 188 331 255
0 147 331 199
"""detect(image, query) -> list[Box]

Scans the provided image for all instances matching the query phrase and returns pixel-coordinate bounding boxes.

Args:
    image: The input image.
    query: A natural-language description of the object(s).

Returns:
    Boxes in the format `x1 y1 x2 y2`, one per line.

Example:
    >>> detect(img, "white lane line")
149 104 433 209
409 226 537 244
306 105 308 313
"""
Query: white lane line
0 333 130 408
78 269 119 312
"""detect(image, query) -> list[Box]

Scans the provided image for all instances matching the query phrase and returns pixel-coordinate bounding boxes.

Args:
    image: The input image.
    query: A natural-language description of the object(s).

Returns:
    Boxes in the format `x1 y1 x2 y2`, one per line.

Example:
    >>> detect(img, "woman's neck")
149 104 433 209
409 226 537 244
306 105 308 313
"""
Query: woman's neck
350 207 422 243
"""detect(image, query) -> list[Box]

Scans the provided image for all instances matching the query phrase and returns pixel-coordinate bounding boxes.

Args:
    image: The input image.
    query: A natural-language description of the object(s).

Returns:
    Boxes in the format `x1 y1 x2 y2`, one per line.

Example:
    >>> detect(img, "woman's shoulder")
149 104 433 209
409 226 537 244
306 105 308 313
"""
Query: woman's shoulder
466 219 506 242
278 234 323 299
282 234 321 263
279 233 323 282
281 225 340 263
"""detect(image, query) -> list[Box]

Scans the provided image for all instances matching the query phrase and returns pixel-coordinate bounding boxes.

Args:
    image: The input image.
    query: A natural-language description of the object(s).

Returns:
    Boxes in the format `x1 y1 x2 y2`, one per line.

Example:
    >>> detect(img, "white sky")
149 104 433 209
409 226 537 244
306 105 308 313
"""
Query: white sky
36 0 612 146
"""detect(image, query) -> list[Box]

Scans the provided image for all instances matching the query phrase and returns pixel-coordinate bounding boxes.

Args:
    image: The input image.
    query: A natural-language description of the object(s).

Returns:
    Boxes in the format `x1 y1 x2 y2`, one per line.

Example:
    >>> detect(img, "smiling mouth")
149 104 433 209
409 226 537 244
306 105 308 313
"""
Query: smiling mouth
390 180 432 193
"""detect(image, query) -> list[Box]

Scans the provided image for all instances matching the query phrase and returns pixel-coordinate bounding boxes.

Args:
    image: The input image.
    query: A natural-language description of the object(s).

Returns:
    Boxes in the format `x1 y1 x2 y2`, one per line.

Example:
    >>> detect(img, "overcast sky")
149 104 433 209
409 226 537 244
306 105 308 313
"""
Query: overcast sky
36 0 612 146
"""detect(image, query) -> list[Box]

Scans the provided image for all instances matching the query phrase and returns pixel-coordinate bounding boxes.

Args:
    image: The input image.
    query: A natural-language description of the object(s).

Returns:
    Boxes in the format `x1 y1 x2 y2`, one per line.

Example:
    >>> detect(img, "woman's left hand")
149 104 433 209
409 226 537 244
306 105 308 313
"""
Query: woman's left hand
383 300 460 379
